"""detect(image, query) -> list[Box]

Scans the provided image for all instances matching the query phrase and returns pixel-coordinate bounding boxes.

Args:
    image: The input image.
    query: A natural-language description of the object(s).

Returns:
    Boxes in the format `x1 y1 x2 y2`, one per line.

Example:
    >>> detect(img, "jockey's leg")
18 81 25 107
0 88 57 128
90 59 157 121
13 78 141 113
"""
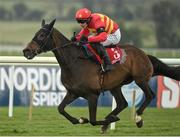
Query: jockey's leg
91 43 113 71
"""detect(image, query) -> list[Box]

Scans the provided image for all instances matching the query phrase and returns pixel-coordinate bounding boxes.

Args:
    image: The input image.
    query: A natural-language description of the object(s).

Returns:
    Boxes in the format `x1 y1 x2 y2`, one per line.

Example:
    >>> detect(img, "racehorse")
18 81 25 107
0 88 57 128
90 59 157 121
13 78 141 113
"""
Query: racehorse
23 19 180 133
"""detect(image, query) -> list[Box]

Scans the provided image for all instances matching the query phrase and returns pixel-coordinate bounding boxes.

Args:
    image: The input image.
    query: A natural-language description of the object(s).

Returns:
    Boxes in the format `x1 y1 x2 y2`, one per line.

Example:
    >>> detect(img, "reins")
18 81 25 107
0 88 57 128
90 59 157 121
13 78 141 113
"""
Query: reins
50 40 87 69
50 41 87 52
50 41 75 51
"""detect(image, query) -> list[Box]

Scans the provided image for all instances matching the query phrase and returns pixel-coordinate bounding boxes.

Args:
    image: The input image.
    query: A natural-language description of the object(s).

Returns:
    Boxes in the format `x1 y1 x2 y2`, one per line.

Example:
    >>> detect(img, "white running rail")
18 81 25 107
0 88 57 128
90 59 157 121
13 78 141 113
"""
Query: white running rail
0 56 180 121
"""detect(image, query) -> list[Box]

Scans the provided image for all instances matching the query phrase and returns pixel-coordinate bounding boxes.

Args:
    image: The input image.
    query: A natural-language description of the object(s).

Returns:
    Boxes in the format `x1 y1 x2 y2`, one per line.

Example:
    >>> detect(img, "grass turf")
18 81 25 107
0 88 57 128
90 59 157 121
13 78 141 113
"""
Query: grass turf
0 107 180 136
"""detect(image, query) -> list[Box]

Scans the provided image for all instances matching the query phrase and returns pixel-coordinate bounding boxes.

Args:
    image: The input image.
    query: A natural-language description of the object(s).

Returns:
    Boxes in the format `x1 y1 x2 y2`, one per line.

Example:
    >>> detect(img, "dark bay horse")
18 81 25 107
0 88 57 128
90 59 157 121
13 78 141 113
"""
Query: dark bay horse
23 19 180 133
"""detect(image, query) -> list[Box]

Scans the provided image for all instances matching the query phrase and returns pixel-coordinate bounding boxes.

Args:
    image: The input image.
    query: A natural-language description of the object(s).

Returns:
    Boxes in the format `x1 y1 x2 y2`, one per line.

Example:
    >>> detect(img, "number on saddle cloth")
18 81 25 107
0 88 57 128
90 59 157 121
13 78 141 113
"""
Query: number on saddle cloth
106 45 124 64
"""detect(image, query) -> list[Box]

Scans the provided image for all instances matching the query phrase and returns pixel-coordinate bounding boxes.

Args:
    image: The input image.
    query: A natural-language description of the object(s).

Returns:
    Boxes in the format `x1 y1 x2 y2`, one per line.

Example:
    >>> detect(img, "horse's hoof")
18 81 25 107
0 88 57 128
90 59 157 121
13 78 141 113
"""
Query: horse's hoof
79 117 89 124
136 119 144 128
100 125 109 134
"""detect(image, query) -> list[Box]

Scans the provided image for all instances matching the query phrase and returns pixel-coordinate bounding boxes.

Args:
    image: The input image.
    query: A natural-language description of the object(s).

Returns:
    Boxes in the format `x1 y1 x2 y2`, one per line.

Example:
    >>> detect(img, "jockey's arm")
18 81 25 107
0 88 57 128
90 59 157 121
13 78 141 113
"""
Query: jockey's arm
76 28 89 41
88 27 107 43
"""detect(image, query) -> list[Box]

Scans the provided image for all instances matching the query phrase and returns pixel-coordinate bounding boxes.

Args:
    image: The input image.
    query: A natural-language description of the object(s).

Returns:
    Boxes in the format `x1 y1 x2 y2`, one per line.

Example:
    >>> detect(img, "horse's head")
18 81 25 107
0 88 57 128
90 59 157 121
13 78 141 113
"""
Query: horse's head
23 19 56 59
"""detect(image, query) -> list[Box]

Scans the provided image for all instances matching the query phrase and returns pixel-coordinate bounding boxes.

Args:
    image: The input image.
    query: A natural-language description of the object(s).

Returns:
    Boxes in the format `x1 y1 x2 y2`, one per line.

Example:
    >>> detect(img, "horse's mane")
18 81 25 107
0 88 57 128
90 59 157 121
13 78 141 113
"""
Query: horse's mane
52 28 71 46
51 27 87 66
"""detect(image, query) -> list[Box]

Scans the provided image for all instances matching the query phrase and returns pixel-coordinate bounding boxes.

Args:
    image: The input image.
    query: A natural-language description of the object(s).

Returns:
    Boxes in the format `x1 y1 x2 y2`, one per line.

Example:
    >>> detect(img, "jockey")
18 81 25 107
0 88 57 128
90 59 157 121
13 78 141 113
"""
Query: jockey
71 8 121 71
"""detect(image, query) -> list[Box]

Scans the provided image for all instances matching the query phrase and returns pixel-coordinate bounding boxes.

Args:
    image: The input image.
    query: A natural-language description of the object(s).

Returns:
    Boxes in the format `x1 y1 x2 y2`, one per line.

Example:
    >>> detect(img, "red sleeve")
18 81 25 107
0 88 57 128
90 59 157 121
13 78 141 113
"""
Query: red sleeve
76 28 89 41
88 32 107 43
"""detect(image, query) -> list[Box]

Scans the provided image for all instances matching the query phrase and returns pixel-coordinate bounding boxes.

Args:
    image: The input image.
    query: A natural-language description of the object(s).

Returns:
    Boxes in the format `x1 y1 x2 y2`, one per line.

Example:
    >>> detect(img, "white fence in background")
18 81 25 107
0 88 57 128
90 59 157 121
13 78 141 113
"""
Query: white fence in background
1 56 180 65
1 45 180 58
0 56 180 129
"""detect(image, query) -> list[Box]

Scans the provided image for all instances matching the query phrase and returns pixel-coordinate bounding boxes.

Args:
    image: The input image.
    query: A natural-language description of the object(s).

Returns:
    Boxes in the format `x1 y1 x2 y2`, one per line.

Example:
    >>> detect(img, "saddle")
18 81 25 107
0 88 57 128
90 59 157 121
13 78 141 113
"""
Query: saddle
82 44 127 65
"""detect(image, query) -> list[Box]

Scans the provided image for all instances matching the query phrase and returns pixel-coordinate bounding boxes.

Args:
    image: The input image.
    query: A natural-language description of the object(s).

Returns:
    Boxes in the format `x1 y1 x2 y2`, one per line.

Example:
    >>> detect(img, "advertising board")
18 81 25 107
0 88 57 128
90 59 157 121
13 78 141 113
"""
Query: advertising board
157 76 180 108
0 65 157 107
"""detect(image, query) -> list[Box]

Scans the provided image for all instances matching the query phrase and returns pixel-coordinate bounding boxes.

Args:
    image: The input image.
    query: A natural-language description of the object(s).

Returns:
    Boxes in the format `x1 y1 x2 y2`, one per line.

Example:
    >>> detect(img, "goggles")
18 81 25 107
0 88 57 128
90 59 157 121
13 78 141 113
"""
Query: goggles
76 19 88 24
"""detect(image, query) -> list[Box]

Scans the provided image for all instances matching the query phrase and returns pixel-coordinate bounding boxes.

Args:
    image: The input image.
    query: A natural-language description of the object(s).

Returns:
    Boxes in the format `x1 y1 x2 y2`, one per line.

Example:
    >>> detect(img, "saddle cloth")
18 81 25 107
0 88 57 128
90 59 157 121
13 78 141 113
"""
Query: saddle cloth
84 44 126 64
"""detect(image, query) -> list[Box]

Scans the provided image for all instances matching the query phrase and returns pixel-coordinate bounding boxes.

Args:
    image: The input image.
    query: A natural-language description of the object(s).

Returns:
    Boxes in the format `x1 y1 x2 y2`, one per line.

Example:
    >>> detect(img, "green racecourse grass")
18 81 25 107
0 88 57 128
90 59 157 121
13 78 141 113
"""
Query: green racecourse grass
0 107 180 136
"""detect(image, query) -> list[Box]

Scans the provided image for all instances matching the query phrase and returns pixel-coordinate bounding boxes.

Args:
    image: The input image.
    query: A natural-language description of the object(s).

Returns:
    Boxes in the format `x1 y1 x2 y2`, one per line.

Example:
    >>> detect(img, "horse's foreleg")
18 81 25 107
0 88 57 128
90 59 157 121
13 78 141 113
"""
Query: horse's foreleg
101 88 128 133
135 81 155 127
58 92 79 124
88 94 115 127
87 94 99 126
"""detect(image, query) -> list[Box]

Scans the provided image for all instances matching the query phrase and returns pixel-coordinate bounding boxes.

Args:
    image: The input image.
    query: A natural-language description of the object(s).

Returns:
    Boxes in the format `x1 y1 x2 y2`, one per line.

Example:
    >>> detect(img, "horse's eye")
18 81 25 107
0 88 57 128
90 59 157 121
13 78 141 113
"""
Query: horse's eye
38 33 46 40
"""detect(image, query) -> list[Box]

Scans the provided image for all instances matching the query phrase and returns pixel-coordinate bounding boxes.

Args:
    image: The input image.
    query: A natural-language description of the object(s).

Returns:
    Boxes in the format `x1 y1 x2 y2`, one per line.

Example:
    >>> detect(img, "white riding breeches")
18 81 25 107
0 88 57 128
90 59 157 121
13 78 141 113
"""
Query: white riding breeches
101 29 121 46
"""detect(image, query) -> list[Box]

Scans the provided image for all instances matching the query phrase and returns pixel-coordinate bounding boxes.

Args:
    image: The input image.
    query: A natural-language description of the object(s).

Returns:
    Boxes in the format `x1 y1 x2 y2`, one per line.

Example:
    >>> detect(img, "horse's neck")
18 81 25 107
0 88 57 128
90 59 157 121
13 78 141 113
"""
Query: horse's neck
51 29 102 89
52 29 82 69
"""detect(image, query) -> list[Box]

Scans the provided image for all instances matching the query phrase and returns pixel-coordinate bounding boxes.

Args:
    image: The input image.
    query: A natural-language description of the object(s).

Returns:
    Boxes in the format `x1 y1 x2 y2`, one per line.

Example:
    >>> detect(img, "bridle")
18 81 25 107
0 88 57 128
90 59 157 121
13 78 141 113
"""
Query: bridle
33 27 78 53
33 26 87 53
32 27 54 53
32 27 87 68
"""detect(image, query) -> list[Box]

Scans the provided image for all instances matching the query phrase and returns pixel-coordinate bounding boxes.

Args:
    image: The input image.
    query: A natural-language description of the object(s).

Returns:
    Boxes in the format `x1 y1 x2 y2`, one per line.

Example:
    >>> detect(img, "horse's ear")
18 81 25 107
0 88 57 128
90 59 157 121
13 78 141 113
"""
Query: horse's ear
49 19 56 29
41 19 45 27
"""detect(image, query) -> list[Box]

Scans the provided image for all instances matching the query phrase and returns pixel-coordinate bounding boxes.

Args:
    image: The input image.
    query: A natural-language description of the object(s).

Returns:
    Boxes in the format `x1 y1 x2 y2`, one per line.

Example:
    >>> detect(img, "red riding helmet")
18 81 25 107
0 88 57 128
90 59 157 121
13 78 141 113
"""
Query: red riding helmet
75 8 92 20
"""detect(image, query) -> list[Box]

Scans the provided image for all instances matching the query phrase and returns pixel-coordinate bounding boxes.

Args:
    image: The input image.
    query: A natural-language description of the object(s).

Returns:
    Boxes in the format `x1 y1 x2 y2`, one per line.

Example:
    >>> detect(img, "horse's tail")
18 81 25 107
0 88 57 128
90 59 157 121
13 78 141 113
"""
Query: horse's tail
148 55 180 81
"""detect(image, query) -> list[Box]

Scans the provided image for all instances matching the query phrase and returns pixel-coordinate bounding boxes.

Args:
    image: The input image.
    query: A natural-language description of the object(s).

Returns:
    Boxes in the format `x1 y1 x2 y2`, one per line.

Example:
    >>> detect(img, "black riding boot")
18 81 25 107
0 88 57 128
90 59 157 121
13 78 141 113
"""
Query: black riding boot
92 43 114 71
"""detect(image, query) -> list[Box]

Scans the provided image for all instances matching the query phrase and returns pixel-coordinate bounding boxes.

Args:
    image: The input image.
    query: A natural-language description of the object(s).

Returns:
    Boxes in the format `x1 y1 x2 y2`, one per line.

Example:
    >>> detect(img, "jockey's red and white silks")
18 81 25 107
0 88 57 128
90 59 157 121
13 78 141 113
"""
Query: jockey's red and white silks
76 13 120 43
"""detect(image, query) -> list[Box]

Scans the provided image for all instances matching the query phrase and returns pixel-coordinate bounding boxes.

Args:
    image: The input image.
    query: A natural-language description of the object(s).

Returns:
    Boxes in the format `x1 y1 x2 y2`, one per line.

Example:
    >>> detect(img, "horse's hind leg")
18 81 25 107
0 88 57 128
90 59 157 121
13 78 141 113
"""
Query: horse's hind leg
101 87 128 133
106 87 128 118
135 80 155 127
58 92 79 124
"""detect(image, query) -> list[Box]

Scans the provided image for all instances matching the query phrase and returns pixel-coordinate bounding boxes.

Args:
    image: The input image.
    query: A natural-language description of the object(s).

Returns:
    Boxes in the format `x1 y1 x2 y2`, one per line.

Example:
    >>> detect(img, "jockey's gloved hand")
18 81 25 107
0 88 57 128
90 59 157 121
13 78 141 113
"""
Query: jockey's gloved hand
71 36 77 42
80 35 88 44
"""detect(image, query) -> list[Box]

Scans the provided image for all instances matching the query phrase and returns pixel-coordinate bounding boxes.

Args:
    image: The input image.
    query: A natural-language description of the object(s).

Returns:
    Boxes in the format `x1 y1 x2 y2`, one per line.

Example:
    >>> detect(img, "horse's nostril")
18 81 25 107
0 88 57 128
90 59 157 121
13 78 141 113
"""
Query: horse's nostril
23 49 33 59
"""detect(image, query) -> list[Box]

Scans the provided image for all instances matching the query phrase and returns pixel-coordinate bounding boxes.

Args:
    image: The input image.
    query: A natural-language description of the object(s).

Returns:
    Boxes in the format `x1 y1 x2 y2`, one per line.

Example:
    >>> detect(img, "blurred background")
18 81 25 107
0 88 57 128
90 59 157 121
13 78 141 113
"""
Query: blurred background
0 0 180 57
